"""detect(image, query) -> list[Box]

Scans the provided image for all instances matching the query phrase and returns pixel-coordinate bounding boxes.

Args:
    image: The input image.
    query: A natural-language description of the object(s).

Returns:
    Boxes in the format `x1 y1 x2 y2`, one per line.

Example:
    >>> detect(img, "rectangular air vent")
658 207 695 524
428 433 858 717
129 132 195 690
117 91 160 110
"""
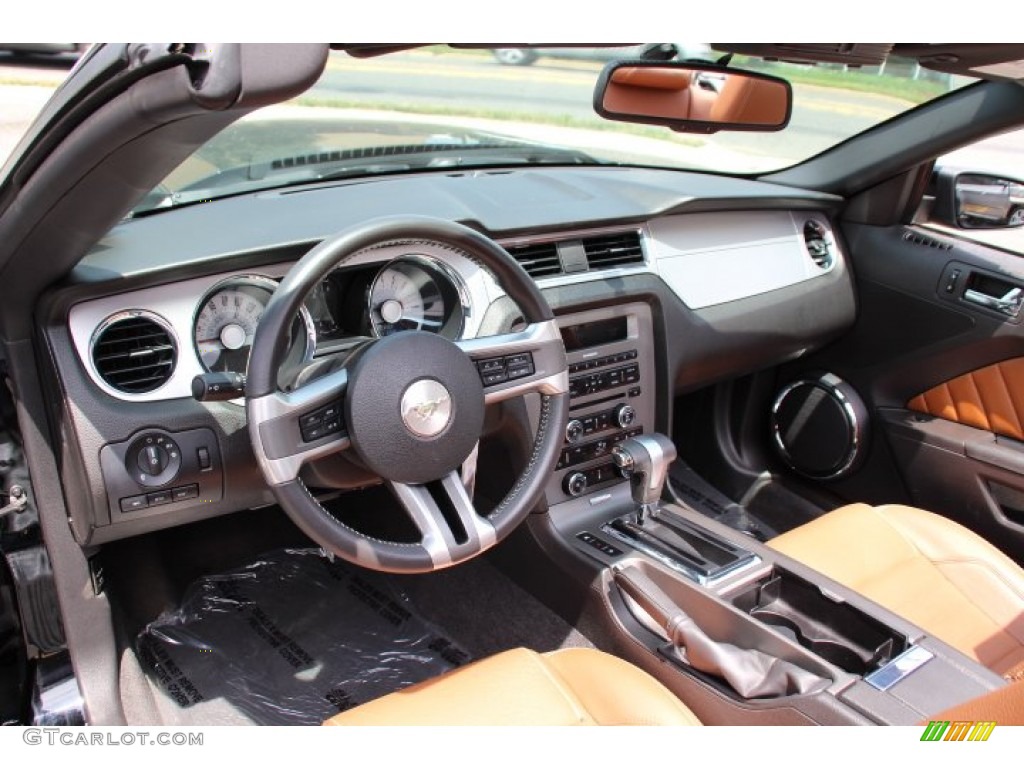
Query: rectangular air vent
902 230 953 251
505 241 563 278
582 231 645 270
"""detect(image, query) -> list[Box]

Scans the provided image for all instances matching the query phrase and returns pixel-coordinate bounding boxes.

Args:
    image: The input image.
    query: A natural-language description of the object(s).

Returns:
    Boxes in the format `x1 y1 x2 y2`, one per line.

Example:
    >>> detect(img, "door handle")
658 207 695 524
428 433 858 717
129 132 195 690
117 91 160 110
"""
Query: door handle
963 287 1023 317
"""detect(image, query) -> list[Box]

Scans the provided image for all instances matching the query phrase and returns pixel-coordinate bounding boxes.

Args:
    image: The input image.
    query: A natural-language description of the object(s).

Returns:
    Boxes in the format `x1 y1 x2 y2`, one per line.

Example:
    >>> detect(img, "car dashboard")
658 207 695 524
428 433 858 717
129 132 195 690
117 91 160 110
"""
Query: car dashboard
40 165 856 546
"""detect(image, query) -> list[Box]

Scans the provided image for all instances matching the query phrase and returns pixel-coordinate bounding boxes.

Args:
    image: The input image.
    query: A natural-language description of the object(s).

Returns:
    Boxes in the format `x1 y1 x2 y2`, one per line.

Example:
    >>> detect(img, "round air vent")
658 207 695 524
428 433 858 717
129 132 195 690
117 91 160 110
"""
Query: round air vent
770 373 868 481
803 220 834 270
90 312 177 394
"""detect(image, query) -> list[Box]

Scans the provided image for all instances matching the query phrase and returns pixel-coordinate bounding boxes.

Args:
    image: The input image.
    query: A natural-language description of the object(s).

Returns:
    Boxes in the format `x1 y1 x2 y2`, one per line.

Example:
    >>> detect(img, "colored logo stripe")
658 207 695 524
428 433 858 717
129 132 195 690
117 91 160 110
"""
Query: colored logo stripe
945 722 973 741
920 720 996 742
968 722 996 742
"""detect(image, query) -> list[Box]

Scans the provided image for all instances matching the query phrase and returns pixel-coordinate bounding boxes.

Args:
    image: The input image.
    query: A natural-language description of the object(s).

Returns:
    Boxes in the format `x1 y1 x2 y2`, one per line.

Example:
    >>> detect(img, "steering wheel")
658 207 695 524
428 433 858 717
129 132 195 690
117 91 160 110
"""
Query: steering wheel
245 216 569 574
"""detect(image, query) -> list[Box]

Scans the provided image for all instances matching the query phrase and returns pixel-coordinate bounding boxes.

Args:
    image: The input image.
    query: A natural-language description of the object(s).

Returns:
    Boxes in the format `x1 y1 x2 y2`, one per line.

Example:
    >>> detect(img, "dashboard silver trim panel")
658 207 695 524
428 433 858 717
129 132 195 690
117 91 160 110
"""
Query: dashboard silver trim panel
68 214 842 403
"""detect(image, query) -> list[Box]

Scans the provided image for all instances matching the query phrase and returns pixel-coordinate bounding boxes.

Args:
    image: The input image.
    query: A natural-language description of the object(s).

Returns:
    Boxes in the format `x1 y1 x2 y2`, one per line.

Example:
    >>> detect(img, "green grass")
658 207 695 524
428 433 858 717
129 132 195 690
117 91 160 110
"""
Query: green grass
292 95 706 147
732 56 948 104
418 45 491 59
0 76 61 87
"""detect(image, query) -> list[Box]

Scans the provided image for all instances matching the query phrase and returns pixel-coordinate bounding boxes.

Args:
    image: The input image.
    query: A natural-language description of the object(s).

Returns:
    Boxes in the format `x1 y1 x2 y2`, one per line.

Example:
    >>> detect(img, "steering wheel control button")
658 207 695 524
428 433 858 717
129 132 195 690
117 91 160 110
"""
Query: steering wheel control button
481 370 508 386
299 399 346 443
401 380 453 438
344 331 484 485
476 358 505 373
477 352 536 388
125 432 182 487
477 357 508 386
505 352 535 380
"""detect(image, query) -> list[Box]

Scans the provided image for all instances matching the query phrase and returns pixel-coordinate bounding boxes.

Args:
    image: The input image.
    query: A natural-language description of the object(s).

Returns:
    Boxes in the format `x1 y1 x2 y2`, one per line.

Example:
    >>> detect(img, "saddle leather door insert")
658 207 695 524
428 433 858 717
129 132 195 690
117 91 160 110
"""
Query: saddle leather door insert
908 358 1024 441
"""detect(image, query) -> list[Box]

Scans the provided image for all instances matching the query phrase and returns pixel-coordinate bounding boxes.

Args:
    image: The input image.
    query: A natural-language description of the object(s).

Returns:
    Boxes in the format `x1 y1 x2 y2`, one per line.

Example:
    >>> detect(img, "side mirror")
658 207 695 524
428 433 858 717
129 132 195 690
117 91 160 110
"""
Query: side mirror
933 167 1024 229
593 61 792 134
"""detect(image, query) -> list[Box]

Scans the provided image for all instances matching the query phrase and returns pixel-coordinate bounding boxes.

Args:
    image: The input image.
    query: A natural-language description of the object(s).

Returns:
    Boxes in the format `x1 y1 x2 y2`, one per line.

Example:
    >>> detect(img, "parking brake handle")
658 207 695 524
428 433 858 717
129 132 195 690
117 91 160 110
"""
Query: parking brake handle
612 564 828 699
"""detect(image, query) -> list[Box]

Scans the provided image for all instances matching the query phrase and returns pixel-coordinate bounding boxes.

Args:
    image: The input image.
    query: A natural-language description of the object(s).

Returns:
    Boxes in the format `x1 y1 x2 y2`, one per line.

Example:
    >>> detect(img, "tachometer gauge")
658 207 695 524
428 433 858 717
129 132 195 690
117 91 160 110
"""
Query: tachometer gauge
193 277 314 375
368 258 465 338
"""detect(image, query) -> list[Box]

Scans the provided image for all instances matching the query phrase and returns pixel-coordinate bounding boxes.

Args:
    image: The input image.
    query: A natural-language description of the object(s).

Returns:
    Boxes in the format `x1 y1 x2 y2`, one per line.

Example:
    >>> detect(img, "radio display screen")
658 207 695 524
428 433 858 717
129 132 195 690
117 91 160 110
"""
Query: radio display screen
560 317 628 352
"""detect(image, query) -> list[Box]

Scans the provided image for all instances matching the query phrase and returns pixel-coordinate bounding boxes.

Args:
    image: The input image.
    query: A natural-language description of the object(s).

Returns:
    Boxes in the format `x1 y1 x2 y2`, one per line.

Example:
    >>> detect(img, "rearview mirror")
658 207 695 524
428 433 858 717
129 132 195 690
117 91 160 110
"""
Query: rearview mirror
593 61 792 134
933 168 1024 229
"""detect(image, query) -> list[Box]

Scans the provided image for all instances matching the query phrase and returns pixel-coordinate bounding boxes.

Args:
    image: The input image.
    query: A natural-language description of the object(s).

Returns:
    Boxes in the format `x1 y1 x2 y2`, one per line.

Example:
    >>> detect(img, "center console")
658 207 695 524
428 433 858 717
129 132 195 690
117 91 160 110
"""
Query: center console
529 308 1006 724
543 484 1003 724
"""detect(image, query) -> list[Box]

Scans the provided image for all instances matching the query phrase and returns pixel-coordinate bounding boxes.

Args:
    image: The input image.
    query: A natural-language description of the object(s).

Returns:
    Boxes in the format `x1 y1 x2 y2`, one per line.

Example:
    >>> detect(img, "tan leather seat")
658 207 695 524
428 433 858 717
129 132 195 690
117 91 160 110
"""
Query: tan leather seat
768 503 1024 679
323 647 701 726
933 675 1024 725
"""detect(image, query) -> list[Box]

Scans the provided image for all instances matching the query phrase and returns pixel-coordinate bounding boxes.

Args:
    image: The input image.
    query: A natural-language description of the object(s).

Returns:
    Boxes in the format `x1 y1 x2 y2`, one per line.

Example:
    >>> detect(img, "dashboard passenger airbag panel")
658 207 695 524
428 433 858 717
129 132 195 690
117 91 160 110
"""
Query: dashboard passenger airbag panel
648 212 840 309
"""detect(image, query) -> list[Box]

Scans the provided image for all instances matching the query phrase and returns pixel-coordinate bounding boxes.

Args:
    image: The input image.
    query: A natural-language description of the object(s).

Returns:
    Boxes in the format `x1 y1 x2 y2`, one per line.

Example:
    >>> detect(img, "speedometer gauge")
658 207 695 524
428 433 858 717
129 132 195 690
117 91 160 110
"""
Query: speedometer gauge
368 258 466 338
193 276 314 376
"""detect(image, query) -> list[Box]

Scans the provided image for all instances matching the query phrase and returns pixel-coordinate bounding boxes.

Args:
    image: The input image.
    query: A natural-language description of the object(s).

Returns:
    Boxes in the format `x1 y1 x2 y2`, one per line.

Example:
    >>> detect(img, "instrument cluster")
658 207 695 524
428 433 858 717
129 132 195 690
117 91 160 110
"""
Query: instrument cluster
191 257 468 377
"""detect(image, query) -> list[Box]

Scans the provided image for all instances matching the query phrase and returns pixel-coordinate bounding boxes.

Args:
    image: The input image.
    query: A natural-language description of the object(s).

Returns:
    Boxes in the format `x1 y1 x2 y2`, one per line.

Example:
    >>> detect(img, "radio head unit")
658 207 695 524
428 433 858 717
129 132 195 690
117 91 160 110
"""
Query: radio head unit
542 303 657 507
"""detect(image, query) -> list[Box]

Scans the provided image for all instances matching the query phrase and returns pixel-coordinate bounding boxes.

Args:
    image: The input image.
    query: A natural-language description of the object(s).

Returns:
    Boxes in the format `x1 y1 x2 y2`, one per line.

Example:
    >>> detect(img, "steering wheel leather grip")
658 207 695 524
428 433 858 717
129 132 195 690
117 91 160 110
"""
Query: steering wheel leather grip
245 216 569 573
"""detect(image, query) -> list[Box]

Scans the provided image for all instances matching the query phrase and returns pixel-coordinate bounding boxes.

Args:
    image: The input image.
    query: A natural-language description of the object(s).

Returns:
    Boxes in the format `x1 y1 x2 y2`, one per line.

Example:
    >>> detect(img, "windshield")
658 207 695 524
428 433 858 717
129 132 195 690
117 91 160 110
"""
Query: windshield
134 46 976 215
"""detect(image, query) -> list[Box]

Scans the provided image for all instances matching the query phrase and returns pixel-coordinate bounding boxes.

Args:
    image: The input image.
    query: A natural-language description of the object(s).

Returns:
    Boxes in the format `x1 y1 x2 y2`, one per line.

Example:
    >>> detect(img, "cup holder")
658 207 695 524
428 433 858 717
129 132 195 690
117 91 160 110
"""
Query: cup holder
733 570 905 676
750 609 877 675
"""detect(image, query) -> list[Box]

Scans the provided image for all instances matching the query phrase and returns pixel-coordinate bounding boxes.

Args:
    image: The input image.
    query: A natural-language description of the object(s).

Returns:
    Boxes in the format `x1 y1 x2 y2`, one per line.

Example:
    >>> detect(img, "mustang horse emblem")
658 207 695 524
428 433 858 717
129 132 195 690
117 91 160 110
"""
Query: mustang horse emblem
412 395 449 420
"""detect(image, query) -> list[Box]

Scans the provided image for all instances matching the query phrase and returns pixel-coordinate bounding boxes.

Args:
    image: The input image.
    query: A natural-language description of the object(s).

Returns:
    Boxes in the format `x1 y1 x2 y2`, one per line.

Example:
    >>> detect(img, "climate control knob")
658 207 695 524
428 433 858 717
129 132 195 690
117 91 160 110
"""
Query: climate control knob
615 404 637 429
565 419 585 444
563 472 588 498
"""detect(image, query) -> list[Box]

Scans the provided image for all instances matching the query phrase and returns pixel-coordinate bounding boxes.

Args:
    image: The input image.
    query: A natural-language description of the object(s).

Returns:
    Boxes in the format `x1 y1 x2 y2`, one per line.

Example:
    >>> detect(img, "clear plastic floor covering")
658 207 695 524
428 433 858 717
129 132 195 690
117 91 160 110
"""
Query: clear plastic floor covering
136 548 471 725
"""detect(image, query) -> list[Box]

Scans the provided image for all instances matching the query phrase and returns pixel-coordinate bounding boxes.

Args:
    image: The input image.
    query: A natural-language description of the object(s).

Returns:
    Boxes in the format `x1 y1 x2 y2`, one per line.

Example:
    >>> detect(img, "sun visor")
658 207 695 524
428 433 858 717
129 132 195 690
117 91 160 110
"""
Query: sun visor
711 44 893 67
895 44 1024 81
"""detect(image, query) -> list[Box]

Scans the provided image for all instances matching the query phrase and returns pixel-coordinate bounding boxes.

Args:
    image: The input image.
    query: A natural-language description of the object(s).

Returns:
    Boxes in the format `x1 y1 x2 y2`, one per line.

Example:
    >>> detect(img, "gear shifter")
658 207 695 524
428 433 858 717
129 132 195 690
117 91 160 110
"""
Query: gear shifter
612 434 676 523
605 433 758 587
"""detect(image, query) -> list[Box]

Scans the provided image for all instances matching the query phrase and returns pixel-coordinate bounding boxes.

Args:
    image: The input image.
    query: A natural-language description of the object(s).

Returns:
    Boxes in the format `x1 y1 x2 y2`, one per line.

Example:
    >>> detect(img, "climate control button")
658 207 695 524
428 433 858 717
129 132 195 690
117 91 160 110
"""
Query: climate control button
563 472 588 497
615 404 637 429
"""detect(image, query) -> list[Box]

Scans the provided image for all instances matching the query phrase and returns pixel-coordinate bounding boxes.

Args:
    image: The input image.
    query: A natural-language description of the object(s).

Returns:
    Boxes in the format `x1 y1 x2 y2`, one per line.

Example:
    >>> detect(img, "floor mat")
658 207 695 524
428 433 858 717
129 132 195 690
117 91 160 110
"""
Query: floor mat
135 548 471 726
